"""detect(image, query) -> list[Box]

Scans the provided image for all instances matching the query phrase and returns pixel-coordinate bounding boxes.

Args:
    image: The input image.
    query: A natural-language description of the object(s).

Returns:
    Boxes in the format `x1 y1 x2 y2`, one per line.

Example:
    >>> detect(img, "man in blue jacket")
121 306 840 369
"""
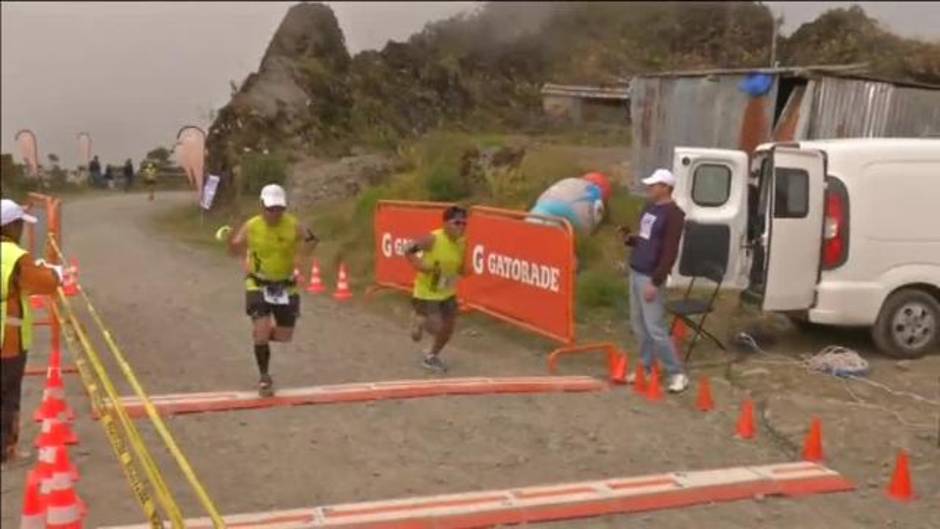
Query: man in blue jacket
621 169 688 393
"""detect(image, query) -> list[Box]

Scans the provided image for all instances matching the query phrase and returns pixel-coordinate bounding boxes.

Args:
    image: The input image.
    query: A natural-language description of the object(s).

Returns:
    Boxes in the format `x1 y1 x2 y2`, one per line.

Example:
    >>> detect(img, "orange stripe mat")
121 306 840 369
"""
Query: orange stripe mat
99 461 854 529
97 376 608 419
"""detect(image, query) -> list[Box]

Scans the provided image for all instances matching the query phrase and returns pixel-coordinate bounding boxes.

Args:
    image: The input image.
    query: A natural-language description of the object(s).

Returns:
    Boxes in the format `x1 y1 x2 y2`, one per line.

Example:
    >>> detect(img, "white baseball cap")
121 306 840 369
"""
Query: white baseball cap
642 168 677 187
259 184 287 208
1 199 37 227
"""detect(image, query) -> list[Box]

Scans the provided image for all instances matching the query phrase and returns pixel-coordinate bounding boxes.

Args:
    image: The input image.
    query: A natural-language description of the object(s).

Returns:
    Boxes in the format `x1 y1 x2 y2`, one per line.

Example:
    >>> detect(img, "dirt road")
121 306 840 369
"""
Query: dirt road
2 192 937 528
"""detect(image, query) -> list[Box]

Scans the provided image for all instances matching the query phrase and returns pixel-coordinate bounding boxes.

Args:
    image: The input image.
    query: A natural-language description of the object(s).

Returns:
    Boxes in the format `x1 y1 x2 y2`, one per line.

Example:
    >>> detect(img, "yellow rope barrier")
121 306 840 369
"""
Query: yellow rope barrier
51 300 178 528
48 234 225 528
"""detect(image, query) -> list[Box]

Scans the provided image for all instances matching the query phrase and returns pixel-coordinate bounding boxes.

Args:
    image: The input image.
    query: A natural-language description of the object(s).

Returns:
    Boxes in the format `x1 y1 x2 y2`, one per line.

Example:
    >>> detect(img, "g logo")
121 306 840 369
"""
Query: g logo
471 245 485 275
381 233 393 258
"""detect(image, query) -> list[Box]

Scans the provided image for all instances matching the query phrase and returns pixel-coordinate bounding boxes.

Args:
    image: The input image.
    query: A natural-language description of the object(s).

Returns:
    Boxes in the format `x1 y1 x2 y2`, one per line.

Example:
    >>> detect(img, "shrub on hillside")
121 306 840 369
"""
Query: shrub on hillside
241 152 288 195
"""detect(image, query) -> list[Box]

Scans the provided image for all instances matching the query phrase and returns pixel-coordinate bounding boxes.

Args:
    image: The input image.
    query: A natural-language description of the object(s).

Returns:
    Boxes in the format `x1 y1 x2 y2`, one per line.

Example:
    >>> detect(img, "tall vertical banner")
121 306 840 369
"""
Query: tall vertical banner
77 132 92 168
200 174 221 211
175 125 206 199
15 129 39 177
462 207 576 344
373 201 454 293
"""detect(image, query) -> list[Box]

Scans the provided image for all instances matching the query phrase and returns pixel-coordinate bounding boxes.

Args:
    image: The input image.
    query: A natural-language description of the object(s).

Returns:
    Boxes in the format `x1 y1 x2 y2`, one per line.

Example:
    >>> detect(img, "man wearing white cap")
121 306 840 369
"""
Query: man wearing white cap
1 199 62 467
619 169 689 393
222 184 318 397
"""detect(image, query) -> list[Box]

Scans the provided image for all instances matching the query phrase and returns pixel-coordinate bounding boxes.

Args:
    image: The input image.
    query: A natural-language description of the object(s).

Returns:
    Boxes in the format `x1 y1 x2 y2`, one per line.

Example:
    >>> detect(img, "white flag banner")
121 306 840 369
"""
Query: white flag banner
175 125 206 197
200 174 221 210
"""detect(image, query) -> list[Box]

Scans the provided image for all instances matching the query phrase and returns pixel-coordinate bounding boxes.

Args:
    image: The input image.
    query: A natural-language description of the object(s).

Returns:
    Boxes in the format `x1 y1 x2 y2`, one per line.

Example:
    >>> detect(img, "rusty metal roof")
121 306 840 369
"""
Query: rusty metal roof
540 83 630 100
623 63 869 79
623 63 940 91
628 70 940 188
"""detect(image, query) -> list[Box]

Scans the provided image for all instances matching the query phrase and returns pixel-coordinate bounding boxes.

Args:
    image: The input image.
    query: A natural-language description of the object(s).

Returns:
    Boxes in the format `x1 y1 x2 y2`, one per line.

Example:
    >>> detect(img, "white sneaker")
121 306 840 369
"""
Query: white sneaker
667 373 689 393
625 368 651 385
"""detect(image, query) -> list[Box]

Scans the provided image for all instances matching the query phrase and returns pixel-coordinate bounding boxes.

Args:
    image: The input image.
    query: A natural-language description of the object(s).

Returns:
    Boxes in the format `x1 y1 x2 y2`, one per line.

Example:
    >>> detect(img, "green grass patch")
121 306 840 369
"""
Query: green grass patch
153 129 647 346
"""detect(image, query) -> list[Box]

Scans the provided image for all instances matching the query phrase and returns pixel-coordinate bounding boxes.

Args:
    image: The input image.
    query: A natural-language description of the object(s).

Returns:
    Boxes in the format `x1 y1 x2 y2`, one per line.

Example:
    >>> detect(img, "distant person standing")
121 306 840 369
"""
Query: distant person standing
621 169 689 393
142 161 157 201
88 155 102 188
123 159 135 192
103 165 114 189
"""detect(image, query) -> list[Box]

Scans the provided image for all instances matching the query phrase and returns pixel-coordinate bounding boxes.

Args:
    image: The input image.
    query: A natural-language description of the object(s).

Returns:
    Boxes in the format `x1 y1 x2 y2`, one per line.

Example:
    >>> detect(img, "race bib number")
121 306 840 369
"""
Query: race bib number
262 285 290 305
638 213 657 240
437 274 457 292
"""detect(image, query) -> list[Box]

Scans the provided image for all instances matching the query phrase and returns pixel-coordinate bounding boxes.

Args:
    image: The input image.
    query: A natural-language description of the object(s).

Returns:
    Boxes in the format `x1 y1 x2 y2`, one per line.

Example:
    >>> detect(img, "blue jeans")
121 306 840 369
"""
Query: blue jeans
629 271 683 376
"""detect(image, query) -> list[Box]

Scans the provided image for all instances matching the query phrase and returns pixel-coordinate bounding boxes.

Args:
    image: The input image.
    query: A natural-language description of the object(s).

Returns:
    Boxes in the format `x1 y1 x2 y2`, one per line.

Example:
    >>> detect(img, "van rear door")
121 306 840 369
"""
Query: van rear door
671 148 750 289
759 146 826 311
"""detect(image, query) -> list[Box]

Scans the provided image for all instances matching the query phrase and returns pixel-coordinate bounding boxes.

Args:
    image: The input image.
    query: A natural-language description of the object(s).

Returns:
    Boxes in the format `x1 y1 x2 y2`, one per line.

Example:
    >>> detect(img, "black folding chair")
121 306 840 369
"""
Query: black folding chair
666 221 728 362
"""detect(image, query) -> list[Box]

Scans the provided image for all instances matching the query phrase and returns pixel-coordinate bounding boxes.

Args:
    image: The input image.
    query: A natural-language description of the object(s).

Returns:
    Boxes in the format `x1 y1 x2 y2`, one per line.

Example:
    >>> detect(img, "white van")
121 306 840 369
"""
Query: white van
669 138 940 358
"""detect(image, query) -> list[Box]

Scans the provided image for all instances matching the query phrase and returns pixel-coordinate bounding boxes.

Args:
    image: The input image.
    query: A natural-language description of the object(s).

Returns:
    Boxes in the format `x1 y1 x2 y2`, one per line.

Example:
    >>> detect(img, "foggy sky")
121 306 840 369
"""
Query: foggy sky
2 1 938 168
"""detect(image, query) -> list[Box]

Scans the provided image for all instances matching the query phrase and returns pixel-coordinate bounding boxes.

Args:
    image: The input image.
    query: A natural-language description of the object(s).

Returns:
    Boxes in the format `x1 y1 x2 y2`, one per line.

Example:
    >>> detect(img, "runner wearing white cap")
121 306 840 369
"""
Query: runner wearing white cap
223 184 319 396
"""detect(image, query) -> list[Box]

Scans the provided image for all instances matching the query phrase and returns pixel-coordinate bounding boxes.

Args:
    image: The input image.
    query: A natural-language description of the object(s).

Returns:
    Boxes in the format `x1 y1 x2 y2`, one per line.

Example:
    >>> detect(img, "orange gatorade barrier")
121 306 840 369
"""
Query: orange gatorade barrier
369 200 454 297
97 376 606 419
463 207 575 344
99 461 854 529
370 201 622 374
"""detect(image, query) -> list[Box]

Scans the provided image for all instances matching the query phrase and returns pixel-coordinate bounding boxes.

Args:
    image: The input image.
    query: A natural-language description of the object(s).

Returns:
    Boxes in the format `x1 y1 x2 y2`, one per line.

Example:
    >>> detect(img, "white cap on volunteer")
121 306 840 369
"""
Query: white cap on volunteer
642 168 677 187
259 184 287 208
1 199 38 226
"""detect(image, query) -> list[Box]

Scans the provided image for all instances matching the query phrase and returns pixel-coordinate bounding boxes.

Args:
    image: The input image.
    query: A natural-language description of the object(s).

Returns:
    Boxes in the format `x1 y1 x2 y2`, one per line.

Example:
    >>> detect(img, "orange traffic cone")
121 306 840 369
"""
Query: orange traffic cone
696 376 714 412
52 444 80 483
306 260 325 294
672 319 687 352
43 470 83 529
35 416 77 448
49 344 63 372
34 393 74 424
802 417 824 462
610 355 628 385
735 399 756 439
35 368 74 423
30 295 47 310
631 364 648 395
646 368 663 402
61 259 79 297
886 450 915 501
332 263 353 301
20 470 46 529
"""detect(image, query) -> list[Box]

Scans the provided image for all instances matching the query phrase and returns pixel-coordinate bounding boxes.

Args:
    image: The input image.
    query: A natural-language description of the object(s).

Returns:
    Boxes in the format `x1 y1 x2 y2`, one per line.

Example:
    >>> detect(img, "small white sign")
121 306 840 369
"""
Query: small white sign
200 174 221 210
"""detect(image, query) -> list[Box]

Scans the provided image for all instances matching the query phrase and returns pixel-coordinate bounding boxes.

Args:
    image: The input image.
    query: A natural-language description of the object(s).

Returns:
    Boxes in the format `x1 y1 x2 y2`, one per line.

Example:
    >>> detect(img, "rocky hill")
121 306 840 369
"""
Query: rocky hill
205 1 939 198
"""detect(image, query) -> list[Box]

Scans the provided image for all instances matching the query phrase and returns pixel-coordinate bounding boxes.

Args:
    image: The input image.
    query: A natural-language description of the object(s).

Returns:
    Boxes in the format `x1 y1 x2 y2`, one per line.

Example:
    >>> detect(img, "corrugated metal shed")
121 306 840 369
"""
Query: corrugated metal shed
804 77 940 138
629 66 940 187
631 74 777 187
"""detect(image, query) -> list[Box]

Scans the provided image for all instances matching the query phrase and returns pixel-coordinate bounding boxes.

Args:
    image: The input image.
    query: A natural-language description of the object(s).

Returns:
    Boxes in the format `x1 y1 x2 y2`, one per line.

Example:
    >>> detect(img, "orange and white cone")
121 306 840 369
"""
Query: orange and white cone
21 469 47 529
609 355 628 385
61 260 79 298
43 470 83 529
51 444 80 483
35 416 77 448
34 368 74 423
306 260 325 294
333 263 353 301
33 365 75 422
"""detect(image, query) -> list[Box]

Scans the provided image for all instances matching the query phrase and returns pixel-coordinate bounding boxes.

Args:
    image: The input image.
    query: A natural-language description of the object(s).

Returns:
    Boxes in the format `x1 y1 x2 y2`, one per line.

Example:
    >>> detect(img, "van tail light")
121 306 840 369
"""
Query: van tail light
822 184 847 270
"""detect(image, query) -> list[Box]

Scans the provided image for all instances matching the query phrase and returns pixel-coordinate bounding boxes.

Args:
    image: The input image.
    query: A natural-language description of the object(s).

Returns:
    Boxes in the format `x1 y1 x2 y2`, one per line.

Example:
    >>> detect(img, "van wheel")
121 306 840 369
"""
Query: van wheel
872 289 940 359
